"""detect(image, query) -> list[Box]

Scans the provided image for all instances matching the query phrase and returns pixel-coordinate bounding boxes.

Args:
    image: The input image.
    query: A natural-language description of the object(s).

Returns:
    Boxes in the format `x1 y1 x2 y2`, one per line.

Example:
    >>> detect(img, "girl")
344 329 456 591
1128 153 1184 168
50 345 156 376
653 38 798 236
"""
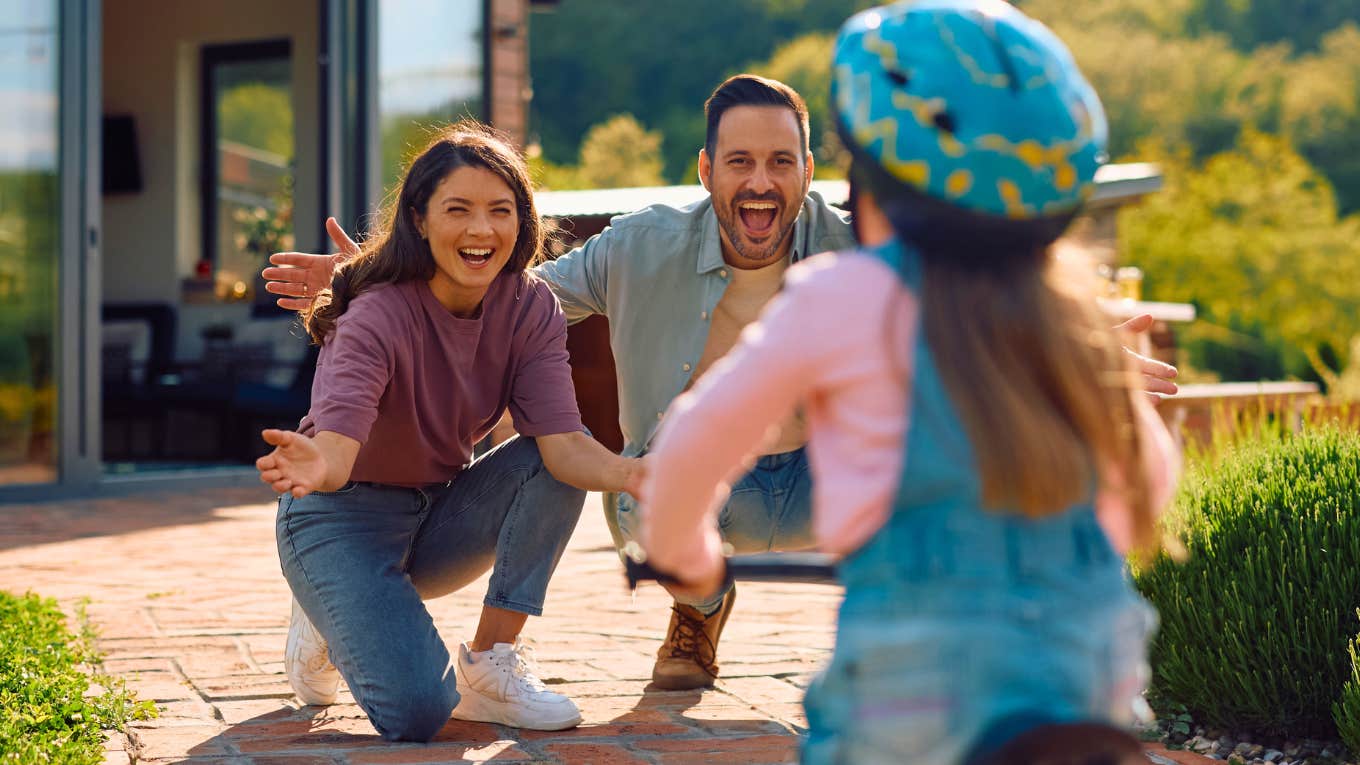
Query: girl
636 2 1180 763
257 121 642 741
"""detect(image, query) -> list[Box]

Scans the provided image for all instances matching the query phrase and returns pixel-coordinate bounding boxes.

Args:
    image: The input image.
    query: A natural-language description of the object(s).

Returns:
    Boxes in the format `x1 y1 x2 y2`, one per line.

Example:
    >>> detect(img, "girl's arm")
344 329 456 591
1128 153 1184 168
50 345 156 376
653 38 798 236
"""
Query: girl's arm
640 255 914 587
640 265 849 585
256 429 362 497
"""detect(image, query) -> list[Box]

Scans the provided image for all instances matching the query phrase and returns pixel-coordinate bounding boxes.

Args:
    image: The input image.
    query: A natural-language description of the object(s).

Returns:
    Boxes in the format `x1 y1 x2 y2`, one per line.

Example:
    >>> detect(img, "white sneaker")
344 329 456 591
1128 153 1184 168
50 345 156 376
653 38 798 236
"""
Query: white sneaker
285 598 339 706
451 640 582 730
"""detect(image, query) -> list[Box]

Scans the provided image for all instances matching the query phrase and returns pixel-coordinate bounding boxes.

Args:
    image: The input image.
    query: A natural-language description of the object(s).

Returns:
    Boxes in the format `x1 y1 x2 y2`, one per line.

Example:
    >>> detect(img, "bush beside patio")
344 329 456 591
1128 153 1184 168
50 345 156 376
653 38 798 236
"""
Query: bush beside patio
1135 424 1360 756
0 591 153 763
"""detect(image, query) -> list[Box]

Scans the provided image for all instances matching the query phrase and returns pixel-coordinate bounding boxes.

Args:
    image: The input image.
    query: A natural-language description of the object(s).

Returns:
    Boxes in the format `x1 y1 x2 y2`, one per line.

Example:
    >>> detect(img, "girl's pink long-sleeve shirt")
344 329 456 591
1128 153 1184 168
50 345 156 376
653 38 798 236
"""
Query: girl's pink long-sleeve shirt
638 251 1181 583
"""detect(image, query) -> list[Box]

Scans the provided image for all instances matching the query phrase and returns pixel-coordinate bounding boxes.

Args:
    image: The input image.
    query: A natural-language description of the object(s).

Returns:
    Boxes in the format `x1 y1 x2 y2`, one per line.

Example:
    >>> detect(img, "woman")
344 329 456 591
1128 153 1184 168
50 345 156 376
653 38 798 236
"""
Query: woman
257 121 641 741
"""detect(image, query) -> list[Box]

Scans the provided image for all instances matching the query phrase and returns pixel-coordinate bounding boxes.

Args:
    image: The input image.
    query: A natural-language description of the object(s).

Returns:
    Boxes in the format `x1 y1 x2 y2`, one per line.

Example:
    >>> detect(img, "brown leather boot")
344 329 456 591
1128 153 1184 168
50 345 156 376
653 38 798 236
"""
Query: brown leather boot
650 587 736 690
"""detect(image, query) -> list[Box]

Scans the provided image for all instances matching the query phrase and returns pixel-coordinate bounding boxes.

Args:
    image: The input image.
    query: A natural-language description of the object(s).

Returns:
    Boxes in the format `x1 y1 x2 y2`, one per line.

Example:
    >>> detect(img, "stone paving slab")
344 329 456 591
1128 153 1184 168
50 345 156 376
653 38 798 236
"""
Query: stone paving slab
0 486 1210 764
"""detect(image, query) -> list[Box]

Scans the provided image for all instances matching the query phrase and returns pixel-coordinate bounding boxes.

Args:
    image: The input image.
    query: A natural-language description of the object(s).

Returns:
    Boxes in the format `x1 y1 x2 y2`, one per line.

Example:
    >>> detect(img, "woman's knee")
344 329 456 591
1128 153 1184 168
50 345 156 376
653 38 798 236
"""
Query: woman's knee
370 683 458 742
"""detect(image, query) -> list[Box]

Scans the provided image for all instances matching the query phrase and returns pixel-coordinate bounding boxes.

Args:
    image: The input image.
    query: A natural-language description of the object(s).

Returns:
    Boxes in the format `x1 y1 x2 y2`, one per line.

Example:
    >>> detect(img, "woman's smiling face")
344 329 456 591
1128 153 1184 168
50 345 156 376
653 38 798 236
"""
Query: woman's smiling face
415 165 519 316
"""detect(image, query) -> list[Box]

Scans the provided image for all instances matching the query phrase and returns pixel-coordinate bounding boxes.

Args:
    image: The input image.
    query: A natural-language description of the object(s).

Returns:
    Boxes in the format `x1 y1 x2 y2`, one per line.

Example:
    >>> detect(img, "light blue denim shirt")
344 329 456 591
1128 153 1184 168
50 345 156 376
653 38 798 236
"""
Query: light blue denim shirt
533 190 854 457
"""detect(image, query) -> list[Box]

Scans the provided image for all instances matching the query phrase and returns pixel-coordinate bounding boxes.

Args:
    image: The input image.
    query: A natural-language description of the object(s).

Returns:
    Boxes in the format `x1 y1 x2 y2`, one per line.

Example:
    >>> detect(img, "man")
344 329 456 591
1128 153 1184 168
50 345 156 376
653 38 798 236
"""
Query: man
264 75 1179 692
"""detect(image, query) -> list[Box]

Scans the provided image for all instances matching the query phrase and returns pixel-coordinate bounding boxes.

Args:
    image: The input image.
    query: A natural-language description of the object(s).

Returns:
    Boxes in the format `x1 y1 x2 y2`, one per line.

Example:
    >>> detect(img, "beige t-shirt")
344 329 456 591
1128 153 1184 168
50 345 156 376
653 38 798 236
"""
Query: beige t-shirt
687 256 808 455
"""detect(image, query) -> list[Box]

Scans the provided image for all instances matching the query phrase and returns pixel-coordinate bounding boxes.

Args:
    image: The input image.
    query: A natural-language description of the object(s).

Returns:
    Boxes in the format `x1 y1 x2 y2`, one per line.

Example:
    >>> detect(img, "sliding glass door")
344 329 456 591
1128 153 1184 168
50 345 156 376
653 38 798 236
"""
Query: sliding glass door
0 2 61 485
0 0 101 493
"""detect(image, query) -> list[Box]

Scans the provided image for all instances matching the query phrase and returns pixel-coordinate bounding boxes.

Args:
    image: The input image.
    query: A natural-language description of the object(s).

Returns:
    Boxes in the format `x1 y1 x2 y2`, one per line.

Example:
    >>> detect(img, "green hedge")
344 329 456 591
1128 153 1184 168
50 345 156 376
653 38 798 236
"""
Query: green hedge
1134 425 1360 737
1335 629 1360 753
0 591 154 763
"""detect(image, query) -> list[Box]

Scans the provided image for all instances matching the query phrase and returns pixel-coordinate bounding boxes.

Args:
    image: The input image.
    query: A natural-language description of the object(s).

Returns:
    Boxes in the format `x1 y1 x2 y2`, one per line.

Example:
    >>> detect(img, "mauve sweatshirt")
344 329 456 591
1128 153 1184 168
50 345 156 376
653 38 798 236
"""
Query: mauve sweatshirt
300 273 583 487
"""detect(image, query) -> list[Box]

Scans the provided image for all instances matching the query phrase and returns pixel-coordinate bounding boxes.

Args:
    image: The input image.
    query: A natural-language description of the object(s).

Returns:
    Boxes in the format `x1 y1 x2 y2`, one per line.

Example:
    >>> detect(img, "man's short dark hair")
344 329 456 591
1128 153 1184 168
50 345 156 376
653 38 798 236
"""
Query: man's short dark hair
704 74 811 162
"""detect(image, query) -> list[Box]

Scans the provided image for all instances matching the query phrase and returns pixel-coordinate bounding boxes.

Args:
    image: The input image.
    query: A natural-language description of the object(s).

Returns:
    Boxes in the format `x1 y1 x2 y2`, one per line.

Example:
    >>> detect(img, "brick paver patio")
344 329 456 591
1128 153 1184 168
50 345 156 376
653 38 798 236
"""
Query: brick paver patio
0 486 1207 764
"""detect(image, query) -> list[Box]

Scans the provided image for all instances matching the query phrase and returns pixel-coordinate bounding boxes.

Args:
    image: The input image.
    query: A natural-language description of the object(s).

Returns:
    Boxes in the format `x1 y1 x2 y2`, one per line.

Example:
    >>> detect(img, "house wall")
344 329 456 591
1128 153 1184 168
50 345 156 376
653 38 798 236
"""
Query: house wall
489 0 529 146
101 0 320 362
101 0 321 309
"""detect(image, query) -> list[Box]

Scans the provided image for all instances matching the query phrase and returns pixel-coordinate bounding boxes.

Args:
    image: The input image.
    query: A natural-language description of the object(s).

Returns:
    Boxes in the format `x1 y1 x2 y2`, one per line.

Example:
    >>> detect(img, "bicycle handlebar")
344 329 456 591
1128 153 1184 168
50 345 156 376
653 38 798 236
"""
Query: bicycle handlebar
623 552 838 590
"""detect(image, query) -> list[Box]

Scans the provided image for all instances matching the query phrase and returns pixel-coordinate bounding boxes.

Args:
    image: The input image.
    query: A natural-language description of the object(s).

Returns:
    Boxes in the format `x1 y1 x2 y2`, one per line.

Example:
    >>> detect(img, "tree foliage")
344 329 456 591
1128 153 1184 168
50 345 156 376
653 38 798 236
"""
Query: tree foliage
1186 0 1360 52
1281 24 1360 213
218 83 293 158
1120 130 1360 380
528 0 875 182
576 114 666 189
530 113 666 190
1020 3 1360 212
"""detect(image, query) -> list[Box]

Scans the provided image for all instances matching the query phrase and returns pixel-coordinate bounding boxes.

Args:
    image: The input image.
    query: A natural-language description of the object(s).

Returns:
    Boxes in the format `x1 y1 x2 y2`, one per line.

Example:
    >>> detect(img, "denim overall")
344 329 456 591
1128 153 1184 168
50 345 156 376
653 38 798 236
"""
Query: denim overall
800 239 1156 765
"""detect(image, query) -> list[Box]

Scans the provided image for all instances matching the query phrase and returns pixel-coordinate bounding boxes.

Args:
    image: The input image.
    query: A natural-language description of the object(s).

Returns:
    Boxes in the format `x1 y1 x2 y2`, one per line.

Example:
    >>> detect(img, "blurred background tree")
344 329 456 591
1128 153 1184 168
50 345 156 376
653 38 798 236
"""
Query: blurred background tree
575 114 666 189
529 0 1360 388
219 84 294 158
1121 130 1360 383
529 0 875 184
530 113 666 190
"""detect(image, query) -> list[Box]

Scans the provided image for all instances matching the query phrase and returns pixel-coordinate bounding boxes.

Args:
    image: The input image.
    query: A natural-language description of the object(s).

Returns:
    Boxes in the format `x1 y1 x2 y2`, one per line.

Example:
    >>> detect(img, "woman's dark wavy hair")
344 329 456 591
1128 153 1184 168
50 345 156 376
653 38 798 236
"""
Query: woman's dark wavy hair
304 120 545 345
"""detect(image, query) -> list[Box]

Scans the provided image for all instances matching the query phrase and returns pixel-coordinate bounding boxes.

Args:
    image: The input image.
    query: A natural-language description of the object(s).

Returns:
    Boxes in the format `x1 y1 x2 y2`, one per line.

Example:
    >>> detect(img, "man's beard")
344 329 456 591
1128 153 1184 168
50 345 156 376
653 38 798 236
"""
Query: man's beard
715 194 801 265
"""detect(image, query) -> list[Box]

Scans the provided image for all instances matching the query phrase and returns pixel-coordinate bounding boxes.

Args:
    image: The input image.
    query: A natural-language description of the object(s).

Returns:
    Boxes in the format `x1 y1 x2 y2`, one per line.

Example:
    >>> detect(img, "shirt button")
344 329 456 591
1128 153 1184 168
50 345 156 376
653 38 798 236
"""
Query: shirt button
719 269 729 278
701 311 709 320
656 411 664 421
682 363 692 372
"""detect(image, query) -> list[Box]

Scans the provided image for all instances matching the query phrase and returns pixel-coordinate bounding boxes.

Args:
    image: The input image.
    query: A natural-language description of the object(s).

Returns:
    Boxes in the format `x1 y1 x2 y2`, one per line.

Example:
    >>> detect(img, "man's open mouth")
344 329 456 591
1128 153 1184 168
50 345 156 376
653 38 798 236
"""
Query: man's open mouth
737 201 778 237
458 247 493 268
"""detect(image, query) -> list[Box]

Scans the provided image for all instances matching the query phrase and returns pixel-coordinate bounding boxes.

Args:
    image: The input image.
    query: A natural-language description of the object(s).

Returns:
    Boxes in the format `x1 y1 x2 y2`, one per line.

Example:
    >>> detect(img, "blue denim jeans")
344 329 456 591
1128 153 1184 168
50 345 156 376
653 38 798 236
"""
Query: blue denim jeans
613 448 814 611
275 435 586 742
800 508 1156 765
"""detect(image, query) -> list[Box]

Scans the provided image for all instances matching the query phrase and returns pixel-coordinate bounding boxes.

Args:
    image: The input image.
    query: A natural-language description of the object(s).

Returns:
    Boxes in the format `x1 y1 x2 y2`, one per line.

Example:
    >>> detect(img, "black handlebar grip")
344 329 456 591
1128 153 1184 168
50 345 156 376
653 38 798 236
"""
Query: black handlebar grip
624 552 838 590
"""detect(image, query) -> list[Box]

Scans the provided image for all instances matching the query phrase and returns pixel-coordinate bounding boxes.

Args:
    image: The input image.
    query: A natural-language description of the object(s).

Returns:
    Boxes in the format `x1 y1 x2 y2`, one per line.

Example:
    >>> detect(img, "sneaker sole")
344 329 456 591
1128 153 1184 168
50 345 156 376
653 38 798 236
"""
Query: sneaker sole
451 690 582 731
285 601 339 706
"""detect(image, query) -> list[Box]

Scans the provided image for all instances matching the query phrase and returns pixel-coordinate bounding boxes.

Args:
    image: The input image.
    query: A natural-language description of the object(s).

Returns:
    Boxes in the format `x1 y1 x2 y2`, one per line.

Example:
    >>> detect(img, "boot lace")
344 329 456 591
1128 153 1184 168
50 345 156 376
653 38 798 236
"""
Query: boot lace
665 606 719 678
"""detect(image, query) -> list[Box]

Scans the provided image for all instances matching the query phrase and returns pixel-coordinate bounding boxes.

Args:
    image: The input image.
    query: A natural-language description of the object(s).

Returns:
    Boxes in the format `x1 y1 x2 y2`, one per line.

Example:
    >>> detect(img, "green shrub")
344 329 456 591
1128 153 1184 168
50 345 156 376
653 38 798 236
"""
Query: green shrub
1134 425 1360 736
1334 625 1360 753
0 591 155 763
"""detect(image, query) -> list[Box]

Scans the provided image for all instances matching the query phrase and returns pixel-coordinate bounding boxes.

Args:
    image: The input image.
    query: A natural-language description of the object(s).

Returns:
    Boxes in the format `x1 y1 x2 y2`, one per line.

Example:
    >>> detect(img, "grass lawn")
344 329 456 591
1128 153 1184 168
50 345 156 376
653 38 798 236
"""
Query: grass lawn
0 591 154 764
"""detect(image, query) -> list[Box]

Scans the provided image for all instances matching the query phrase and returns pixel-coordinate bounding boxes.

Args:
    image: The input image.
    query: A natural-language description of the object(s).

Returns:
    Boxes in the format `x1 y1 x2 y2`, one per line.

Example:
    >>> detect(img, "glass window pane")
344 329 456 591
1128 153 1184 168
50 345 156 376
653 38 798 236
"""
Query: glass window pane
212 51 294 305
0 2 60 485
378 0 483 195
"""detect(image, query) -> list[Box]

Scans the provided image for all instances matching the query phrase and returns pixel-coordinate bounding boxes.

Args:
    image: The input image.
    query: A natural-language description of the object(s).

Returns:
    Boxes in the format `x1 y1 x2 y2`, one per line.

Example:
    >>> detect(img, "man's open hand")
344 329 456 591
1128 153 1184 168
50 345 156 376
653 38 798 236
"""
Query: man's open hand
262 218 359 310
1115 314 1179 399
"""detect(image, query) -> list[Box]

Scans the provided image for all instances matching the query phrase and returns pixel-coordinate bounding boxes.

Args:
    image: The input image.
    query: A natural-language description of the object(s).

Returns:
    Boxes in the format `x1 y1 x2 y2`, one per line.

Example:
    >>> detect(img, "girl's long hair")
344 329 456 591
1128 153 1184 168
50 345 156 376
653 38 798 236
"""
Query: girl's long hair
304 121 545 345
862 177 1159 554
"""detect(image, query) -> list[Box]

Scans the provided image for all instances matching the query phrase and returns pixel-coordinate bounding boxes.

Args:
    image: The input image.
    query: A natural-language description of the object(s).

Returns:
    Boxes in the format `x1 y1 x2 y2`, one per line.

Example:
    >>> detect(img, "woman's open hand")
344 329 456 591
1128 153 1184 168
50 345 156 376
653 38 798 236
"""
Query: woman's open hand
257 429 330 498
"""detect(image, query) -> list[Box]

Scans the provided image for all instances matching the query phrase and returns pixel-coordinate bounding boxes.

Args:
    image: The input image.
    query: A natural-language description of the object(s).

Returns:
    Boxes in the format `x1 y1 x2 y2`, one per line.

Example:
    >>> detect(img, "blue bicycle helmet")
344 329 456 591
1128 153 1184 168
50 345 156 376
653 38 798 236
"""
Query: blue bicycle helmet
832 0 1107 248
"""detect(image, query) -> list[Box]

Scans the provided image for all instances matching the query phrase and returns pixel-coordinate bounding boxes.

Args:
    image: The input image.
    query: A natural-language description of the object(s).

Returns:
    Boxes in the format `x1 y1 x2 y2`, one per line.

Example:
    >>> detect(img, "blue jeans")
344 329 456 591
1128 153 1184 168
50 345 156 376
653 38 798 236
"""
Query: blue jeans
801 508 1156 765
275 435 586 742
613 448 814 611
